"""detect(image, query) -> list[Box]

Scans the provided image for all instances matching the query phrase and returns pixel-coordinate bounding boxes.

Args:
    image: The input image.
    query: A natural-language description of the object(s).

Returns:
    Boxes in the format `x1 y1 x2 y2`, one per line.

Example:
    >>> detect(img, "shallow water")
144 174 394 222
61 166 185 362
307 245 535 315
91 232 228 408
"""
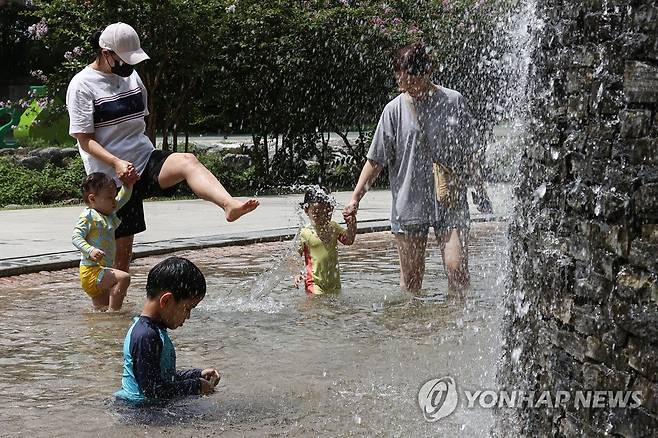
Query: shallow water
0 223 508 437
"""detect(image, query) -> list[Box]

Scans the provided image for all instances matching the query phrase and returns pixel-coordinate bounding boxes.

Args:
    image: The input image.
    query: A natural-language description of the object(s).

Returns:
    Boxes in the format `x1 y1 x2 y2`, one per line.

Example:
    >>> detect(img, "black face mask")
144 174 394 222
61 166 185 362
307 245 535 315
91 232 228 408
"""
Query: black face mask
106 54 134 77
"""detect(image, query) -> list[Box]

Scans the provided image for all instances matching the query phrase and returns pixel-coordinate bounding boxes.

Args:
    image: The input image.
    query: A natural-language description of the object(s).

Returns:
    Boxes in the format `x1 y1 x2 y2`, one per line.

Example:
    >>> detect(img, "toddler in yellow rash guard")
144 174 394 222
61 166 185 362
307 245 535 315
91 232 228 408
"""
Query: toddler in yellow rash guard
72 172 132 311
295 186 357 295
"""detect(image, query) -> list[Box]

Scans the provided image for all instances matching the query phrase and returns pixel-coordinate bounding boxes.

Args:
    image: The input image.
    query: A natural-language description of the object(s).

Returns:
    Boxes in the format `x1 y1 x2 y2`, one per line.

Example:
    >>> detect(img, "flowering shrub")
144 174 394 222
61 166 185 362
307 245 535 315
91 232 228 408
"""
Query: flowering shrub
11 0 508 190
26 17 48 40
0 155 85 206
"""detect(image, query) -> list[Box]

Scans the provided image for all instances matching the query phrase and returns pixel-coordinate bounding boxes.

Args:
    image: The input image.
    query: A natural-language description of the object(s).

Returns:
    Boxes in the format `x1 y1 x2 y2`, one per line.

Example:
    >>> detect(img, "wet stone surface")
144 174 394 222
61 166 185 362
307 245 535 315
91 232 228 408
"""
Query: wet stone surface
501 0 658 436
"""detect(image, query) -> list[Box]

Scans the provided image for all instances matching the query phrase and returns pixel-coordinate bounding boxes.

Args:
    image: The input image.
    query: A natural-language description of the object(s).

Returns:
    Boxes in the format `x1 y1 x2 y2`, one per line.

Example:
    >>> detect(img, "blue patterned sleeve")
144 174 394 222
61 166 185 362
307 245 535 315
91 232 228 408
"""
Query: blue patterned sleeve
72 212 95 257
175 369 202 381
115 185 133 211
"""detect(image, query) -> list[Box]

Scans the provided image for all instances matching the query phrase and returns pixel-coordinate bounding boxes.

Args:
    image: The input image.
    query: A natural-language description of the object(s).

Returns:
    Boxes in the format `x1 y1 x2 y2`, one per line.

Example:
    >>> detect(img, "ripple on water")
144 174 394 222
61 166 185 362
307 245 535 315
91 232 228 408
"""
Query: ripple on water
0 225 509 437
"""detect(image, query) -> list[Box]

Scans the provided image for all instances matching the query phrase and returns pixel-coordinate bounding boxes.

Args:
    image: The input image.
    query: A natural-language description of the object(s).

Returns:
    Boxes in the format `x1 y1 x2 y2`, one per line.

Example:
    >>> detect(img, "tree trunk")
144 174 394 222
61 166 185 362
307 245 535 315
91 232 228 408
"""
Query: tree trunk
251 134 265 183
172 124 178 152
143 72 158 145
331 123 354 154
185 129 189 153
263 132 269 183
320 132 331 185
167 79 196 153
142 55 169 146
162 127 169 151
288 136 295 181
147 100 157 145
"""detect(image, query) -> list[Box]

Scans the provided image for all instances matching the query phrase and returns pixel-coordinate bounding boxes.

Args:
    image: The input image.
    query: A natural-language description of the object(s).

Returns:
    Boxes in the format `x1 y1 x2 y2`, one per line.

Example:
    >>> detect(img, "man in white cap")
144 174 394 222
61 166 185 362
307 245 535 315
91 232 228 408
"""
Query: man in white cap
66 23 259 309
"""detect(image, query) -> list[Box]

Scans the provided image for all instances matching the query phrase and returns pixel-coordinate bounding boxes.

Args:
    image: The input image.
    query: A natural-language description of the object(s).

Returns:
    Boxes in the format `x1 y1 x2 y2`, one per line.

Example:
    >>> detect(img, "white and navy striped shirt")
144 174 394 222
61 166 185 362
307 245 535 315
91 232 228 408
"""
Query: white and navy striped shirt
67 66 154 185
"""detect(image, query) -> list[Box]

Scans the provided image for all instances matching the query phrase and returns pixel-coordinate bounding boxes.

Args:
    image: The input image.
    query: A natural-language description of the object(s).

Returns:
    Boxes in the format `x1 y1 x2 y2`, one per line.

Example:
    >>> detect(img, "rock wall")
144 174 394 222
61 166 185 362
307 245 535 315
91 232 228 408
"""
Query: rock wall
503 0 658 436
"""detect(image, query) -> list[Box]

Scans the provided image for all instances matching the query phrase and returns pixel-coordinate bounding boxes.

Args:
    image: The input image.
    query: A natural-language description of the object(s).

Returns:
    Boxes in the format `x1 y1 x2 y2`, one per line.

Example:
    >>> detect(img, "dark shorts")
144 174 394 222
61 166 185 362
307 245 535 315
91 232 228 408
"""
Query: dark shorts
390 190 471 237
115 150 179 238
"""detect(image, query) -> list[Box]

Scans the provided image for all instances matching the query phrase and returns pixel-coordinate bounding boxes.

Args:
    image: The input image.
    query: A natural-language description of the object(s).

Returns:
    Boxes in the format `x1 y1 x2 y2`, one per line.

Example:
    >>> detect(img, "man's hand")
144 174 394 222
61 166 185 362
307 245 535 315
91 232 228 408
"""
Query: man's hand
90 248 105 262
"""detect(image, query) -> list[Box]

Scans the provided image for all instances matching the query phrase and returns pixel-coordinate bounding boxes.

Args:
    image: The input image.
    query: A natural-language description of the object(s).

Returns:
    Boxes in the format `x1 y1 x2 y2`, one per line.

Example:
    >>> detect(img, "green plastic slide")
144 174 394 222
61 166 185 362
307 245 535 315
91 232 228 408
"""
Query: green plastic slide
0 106 22 148
1 85 71 148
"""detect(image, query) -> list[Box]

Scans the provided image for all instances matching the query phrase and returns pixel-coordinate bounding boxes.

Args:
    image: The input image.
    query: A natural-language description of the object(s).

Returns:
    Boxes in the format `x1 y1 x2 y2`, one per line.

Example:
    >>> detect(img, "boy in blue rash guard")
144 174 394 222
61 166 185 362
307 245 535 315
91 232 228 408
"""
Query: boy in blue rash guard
115 256 220 404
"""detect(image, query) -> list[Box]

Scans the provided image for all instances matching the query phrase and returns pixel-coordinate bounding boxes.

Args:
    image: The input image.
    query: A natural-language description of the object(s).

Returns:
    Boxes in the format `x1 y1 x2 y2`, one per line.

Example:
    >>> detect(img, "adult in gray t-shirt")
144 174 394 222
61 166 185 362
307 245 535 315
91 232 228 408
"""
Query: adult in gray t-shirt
344 41 490 293
366 86 475 230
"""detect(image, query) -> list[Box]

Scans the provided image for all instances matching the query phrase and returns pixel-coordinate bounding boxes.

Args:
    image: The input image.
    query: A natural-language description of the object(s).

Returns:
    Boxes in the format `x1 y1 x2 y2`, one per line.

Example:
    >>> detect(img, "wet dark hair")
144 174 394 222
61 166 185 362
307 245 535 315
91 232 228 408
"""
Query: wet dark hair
300 185 334 208
392 41 433 76
146 256 207 301
81 172 114 204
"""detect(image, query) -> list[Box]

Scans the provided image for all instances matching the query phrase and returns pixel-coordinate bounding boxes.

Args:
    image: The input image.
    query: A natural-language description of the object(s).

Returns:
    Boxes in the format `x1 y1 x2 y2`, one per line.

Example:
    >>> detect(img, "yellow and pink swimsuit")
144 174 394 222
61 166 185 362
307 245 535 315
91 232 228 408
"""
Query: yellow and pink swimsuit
298 221 350 295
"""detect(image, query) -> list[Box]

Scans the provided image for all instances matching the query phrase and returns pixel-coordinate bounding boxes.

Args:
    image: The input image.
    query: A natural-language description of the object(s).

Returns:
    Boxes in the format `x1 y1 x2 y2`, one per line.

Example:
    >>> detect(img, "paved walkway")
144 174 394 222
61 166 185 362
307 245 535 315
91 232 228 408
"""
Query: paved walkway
0 184 513 276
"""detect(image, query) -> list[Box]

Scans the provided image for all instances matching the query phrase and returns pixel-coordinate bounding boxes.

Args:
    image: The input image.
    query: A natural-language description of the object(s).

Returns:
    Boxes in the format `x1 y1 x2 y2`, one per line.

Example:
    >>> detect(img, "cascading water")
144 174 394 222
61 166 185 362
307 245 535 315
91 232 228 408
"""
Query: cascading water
501 0 658 435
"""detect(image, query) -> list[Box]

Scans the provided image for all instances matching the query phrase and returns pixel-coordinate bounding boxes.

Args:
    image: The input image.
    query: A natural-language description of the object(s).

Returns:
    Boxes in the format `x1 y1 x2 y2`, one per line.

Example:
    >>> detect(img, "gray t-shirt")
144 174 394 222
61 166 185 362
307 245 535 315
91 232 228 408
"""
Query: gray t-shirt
367 86 476 227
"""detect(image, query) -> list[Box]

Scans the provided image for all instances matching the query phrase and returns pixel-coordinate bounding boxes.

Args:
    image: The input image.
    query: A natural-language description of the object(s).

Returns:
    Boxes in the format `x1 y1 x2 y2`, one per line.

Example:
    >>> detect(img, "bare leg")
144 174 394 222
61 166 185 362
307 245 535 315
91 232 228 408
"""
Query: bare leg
157 153 259 222
91 291 110 311
97 268 131 311
394 233 428 294
115 235 134 273
437 228 469 291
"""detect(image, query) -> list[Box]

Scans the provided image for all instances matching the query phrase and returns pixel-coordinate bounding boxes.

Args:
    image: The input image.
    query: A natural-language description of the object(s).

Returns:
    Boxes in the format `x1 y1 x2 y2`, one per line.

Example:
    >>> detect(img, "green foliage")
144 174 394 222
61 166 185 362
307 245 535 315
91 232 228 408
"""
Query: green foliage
26 0 224 145
0 2 55 86
15 136 59 149
17 0 510 190
0 151 257 206
193 152 256 196
0 155 86 206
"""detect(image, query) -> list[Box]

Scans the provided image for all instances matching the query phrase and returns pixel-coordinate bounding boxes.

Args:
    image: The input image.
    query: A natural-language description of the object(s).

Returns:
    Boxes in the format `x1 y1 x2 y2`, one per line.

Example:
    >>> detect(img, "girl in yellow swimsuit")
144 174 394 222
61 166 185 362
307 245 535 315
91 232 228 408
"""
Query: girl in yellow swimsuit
295 187 357 295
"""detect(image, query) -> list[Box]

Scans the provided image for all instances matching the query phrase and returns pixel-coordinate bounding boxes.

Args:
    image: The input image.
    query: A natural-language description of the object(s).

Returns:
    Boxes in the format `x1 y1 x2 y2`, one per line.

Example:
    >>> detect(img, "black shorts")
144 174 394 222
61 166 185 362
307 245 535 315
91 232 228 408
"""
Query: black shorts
115 149 180 238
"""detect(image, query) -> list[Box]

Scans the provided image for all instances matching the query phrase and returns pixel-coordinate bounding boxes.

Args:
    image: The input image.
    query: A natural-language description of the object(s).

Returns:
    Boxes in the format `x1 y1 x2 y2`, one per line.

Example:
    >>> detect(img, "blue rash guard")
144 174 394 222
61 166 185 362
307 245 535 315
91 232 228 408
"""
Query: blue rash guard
114 315 201 404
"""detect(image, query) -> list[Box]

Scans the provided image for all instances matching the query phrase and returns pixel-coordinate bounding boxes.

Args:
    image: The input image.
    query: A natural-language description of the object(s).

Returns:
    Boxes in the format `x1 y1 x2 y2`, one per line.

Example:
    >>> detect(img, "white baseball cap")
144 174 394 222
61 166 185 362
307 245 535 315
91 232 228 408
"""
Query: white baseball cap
98 22 150 65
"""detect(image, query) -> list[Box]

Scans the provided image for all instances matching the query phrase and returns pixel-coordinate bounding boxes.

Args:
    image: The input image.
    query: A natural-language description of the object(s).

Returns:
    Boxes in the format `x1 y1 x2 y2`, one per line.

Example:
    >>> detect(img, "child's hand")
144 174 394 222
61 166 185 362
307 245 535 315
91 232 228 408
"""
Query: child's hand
201 368 220 387
343 200 358 217
199 377 215 395
294 274 304 288
90 248 105 262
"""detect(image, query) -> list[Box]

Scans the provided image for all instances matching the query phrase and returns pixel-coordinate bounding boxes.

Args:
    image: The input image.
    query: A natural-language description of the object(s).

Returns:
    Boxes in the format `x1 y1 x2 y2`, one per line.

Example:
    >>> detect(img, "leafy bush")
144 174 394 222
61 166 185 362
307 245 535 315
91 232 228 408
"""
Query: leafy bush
0 151 257 207
193 152 256 196
25 0 510 188
0 155 86 206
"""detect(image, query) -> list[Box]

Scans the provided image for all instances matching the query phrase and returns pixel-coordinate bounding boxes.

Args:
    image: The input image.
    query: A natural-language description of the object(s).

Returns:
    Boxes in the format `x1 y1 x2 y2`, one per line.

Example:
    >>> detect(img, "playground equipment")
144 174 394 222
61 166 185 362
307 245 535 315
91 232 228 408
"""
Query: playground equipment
0 106 22 148
0 85 70 148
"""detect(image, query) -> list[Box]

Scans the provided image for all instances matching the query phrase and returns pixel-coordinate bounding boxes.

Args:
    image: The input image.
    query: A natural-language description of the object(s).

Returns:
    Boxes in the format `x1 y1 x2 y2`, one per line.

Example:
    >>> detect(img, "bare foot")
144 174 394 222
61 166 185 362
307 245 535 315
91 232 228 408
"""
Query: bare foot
225 198 259 222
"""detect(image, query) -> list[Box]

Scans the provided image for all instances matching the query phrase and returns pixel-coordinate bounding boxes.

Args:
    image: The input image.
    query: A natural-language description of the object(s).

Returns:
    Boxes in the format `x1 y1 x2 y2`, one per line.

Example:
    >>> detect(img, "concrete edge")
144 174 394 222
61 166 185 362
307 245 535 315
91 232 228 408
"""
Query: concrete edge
0 215 507 278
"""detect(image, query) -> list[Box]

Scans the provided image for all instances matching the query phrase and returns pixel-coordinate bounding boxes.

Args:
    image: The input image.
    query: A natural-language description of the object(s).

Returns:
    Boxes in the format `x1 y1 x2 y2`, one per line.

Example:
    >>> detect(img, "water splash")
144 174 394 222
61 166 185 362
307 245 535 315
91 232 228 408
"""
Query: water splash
211 293 285 314
249 208 307 301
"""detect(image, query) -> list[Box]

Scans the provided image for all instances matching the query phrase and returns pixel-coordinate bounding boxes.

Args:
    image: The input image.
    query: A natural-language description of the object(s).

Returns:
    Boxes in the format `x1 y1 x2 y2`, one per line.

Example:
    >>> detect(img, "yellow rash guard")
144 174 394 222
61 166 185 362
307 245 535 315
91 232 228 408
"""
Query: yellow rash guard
298 221 349 295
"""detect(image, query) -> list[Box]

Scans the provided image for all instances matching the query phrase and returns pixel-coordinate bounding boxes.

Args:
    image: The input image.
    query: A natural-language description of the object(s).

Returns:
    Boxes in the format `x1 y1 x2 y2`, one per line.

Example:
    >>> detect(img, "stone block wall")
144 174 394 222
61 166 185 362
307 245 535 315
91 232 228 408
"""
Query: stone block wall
503 0 658 436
